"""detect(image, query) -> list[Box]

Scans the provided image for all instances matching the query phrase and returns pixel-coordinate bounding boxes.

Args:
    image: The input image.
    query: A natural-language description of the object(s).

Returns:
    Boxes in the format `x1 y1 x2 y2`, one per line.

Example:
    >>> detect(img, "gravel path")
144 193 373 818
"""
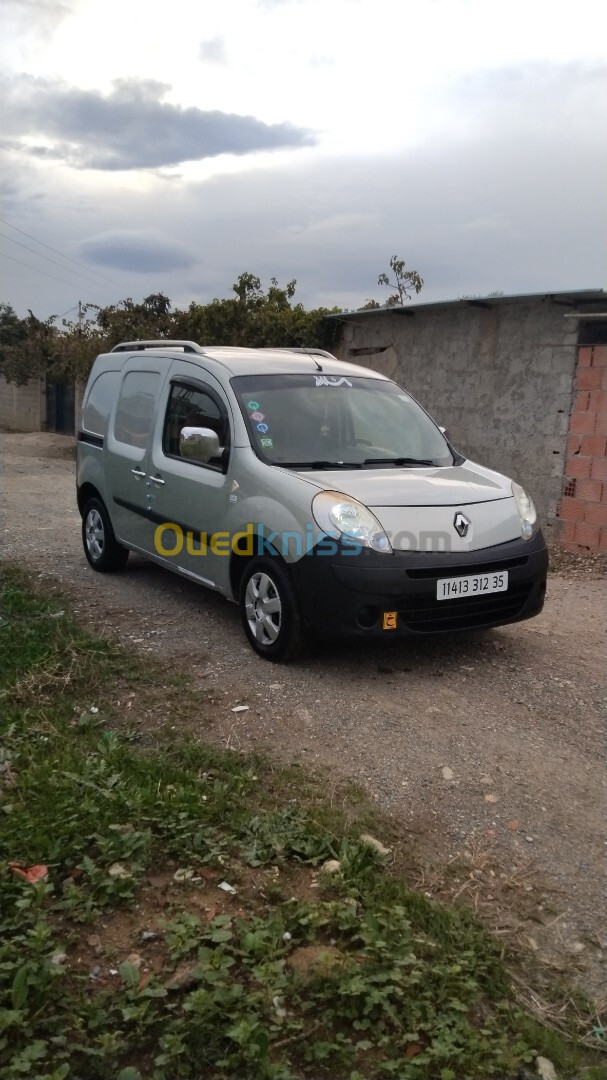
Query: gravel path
1 433 605 996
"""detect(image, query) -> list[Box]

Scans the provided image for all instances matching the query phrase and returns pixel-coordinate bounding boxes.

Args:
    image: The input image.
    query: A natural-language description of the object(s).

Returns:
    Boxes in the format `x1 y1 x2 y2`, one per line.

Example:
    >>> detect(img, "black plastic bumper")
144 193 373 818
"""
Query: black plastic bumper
290 531 549 637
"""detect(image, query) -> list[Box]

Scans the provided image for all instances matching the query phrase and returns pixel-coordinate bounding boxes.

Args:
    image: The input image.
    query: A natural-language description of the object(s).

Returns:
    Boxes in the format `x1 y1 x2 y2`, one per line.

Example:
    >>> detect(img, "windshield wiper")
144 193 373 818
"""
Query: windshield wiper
362 457 436 467
277 460 362 470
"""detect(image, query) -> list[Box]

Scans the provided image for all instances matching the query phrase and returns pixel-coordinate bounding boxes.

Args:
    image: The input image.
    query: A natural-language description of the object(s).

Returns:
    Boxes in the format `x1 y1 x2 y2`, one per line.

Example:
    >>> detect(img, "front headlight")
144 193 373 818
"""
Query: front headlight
312 490 392 553
512 482 538 540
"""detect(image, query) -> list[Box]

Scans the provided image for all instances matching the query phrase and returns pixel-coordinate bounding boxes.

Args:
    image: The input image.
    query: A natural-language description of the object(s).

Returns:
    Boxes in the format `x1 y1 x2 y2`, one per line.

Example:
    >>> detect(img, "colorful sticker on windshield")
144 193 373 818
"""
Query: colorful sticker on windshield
247 400 260 410
314 376 352 387
251 411 265 421
261 437 273 448
256 422 269 433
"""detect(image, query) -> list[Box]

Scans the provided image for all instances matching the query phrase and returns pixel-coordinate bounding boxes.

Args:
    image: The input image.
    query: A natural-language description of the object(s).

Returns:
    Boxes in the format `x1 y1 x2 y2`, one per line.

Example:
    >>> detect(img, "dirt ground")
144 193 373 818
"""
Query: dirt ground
1 432 605 997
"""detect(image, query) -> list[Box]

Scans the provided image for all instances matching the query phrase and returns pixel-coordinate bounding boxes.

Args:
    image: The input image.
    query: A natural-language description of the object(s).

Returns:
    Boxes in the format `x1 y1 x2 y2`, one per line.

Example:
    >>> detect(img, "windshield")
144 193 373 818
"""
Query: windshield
231 374 453 468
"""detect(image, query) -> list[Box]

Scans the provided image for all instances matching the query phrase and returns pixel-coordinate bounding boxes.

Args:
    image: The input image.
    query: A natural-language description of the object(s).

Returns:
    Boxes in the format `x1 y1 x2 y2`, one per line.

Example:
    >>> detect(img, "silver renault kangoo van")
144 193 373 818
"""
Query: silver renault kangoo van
76 340 548 660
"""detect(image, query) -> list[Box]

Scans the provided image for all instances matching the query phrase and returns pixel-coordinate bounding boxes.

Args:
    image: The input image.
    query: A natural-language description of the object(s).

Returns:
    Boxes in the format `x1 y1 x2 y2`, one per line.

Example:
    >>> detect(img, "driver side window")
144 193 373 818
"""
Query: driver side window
163 382 229 465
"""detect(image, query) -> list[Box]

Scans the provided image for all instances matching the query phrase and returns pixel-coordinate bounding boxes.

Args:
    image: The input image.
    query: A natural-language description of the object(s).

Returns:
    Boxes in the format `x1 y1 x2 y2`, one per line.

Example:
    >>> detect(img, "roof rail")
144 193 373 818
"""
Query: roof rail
111 340 205 354
278 347 338 361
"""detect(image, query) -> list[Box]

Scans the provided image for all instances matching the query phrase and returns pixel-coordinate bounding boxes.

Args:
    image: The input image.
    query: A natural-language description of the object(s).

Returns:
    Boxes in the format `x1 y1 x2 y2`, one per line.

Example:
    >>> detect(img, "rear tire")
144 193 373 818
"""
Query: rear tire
239 557 306 662
82 497 129 572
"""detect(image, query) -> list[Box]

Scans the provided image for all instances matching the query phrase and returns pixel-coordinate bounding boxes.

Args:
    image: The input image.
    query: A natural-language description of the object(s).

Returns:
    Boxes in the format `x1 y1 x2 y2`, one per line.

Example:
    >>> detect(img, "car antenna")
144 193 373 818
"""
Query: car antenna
279 322 323 371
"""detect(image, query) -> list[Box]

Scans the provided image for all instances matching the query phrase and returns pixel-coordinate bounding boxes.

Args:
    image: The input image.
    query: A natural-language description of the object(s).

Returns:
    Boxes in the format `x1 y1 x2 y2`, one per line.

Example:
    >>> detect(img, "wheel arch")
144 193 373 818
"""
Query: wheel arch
77 482 103 517
229 545 291 601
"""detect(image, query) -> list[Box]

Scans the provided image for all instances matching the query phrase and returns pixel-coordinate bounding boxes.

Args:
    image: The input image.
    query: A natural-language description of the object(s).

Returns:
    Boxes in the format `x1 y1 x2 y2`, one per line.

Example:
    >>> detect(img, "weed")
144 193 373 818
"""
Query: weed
0 565 604 1079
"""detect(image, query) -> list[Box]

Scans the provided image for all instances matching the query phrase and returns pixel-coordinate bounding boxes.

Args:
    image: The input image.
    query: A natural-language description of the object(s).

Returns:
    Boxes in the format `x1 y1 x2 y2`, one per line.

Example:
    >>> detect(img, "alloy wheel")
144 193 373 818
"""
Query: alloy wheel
85 507 105 562
244 571 282 644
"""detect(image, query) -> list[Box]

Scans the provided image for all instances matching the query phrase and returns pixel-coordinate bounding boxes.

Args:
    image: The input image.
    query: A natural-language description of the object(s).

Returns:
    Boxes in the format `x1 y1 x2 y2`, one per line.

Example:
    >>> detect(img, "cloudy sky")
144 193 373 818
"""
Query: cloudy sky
1 0 605 319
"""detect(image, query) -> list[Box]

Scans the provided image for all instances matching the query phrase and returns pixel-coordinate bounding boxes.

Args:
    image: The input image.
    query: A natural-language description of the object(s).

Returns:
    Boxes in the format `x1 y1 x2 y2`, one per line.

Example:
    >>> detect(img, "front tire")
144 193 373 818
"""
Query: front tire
239 557 306 662
82 497 129 572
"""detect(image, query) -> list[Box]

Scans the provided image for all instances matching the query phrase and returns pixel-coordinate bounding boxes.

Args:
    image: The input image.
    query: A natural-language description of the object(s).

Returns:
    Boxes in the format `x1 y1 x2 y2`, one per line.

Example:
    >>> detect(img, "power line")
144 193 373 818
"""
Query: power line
0 232 121 297
0 215 126 290
1 251 117 302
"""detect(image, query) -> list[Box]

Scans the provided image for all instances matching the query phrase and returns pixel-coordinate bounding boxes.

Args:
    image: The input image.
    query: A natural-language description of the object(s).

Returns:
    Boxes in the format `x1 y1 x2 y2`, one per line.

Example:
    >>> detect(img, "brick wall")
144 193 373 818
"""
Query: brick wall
558 345 607 552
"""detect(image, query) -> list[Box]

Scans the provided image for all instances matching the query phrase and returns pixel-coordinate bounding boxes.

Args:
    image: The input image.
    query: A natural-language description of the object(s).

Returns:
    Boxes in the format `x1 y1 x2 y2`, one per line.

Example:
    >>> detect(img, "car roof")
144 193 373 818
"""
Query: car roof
102 344 390 381
198 347 387 379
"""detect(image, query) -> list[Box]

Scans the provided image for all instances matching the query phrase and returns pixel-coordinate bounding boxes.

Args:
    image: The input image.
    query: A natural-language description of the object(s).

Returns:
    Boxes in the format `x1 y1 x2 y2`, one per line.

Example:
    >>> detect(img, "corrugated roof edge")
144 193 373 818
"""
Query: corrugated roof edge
326 288 606 320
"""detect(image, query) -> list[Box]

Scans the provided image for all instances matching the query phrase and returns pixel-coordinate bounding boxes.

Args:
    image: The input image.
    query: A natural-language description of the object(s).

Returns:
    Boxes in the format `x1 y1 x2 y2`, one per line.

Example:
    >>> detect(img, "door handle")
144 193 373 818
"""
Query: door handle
131 467 146 478
149 474 165 486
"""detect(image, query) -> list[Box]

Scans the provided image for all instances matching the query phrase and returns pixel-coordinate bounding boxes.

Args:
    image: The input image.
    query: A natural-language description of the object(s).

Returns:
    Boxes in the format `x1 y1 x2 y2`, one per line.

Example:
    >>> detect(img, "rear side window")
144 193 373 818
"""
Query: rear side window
82 370 120 436
114 371 160 448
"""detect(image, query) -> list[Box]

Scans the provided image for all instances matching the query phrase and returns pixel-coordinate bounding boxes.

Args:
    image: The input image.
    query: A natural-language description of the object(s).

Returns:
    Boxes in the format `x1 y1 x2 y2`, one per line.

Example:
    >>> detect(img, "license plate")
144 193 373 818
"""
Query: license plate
436 570 508 600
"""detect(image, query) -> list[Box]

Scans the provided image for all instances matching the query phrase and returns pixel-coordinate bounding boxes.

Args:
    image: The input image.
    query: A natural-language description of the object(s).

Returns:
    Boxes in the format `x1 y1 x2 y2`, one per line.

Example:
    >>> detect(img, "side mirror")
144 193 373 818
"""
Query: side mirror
180 426 221 463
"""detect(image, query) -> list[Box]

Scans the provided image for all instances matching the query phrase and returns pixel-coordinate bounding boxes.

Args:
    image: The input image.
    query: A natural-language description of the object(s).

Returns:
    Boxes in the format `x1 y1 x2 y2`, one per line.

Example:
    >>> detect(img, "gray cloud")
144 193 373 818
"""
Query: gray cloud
3 75 316 170
139 62 607 307
80 231 197 272
1 62 604 317
199 35 228 64
0 0 73 34
0 176 44 218
450 60 606 137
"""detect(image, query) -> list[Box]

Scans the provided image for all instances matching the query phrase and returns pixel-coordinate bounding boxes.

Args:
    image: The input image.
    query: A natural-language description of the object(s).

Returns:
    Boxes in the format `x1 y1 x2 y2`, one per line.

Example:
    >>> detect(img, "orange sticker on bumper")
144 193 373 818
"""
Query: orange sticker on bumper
383 611 397 630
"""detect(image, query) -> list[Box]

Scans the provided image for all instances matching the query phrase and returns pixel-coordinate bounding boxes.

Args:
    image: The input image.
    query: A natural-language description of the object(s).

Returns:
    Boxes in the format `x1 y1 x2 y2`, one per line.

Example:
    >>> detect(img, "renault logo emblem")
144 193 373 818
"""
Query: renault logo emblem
453 511 470 538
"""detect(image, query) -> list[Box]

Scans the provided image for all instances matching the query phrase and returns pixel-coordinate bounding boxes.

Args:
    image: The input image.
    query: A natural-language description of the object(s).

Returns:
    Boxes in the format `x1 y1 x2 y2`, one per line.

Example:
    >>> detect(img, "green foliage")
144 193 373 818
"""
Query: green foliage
0 255 425 384
174 273 340 353
0 566 603 1079
377 255 424 306
0 304 56 385
0 275 342 386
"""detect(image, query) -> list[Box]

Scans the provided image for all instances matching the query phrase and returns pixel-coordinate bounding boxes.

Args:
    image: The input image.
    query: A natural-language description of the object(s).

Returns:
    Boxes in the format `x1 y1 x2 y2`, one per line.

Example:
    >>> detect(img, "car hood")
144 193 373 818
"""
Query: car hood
298 461 512 507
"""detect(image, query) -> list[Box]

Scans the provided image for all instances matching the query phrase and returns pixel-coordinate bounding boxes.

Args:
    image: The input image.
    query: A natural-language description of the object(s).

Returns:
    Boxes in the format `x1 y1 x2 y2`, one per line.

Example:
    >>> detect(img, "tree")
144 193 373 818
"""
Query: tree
377 255 423 306
48 293 176 382
52 304 105 382
95 293 174 344
0 304 57 385
176 274 338 351
0 276 342 385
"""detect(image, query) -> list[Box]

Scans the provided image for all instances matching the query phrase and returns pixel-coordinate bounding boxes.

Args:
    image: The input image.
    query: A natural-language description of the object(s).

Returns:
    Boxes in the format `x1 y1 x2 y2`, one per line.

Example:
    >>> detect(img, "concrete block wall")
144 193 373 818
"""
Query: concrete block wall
558 345 607 551
0 376 45 432
0 376 83 435
335 298 580 538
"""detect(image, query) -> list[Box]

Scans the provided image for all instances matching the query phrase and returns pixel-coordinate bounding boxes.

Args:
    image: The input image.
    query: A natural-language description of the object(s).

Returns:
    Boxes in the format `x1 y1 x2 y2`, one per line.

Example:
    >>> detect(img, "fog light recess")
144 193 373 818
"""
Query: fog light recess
357 605 380 629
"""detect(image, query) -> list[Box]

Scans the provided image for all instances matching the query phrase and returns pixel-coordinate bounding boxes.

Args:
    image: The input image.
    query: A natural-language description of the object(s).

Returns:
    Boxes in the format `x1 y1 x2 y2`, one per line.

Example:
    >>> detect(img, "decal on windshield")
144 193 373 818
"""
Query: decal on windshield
314 376 353 388
247 400 260 410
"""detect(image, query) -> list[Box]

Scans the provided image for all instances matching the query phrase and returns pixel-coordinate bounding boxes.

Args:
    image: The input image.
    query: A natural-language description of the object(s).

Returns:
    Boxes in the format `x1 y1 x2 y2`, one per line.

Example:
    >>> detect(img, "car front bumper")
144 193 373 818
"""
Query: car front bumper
290 530 548 637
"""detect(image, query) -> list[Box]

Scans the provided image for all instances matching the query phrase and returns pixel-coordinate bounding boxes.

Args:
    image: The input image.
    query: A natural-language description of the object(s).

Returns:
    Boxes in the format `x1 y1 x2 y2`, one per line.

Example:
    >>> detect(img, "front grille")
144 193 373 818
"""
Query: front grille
399 582 532 633
406 554 528 580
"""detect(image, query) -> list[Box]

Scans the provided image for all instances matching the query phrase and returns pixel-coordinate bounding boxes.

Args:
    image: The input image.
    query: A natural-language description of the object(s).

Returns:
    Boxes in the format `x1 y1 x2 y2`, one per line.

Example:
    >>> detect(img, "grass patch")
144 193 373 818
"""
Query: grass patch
0 565 604 1079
